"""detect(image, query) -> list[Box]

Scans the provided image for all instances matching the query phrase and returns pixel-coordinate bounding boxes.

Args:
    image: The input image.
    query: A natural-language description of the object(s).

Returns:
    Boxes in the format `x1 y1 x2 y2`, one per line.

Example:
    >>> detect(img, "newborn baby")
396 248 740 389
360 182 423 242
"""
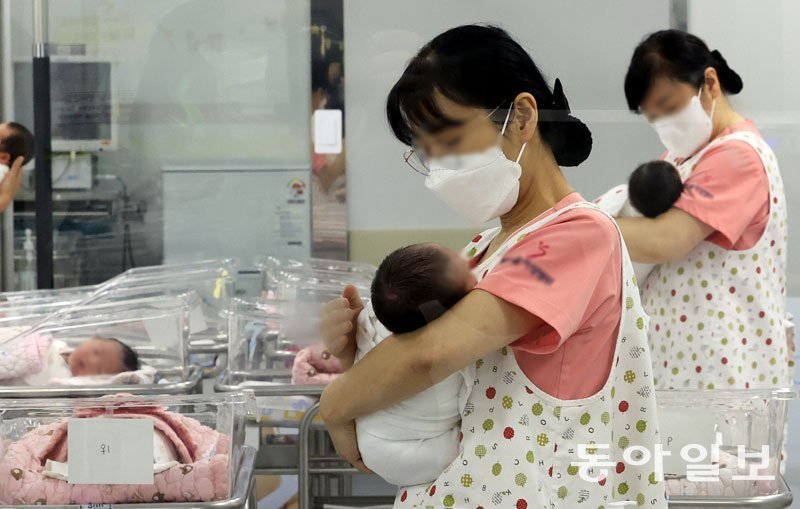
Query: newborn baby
594 160 684 281
0 333 140 386
355 243 475 487
628 160 684 219
64 336 141 377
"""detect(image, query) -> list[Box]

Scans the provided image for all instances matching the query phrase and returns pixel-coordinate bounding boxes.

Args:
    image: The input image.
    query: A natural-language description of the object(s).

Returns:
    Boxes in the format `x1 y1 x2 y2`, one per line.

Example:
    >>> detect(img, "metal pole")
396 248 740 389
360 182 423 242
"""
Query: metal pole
1 0 15 290
32 0 53 289
298 402 319 509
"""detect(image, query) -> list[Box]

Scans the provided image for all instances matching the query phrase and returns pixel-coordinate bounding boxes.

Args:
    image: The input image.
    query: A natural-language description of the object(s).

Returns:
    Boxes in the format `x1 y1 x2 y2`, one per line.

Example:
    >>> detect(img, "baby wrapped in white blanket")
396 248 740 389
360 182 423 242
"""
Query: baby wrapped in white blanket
354 243 475 487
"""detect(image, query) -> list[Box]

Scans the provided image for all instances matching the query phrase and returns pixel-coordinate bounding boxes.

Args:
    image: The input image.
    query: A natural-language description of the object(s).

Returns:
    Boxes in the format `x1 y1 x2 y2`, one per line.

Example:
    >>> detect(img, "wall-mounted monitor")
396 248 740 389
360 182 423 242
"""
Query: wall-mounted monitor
13 57 117 152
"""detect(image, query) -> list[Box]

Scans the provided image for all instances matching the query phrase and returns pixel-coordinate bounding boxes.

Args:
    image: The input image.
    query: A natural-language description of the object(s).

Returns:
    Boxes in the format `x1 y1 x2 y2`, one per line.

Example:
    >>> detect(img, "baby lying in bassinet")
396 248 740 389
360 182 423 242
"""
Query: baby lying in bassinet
0 398 231 504
594 160 684 282
0 329 154 386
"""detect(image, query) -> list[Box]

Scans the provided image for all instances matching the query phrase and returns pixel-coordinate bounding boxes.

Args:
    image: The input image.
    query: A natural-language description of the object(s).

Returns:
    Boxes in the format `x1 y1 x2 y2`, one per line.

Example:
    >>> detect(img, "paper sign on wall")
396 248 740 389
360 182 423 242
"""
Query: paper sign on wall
658 407 718 475
68 418 154 485
313 109 342 154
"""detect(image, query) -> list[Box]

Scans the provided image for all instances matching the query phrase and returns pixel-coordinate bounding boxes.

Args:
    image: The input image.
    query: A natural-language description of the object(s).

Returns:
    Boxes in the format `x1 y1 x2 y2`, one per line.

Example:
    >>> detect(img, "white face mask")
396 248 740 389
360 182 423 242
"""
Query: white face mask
650 87 716 158
424 105 527 225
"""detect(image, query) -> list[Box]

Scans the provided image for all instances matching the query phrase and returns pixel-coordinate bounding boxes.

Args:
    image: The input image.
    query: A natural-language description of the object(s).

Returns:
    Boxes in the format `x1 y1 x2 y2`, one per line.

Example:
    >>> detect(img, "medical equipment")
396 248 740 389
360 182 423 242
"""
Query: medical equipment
0 294 202 398
0 392 255 508
14 58 117 153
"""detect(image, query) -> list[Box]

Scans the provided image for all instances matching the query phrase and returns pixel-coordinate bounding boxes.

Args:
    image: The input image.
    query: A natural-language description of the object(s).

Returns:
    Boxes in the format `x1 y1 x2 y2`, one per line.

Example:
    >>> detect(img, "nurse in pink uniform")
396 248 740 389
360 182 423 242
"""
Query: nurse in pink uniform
617 30 791 392
317 25 666 508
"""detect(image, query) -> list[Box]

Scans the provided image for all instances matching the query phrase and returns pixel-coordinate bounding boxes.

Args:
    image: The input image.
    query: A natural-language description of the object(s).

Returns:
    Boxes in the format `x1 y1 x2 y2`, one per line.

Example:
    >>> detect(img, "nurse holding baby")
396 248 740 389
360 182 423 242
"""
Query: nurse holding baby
615 30 791 393
319 25 667 508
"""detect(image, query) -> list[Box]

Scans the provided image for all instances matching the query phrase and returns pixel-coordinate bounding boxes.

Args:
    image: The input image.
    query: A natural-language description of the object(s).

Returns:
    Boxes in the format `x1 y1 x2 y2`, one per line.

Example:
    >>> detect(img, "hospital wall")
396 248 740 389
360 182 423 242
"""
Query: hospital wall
344 0 800 297
687 0 800 293
344 0 671 261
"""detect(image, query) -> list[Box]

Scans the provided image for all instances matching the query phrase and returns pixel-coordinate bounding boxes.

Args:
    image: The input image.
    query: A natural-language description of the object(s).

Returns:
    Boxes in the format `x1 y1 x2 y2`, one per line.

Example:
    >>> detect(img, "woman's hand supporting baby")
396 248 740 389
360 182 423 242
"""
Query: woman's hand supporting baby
319 284 364 370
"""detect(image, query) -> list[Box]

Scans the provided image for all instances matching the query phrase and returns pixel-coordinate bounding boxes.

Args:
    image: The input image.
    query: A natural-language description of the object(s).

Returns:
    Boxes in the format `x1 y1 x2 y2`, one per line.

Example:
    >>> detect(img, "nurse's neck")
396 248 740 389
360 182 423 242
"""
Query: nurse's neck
710 95 745 140
500 152 574 234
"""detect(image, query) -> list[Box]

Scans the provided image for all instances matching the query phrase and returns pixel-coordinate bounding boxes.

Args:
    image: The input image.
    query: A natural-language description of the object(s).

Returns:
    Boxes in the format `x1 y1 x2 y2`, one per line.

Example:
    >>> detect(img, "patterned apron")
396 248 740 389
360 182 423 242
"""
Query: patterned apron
395 202 667 509
643 131 791 391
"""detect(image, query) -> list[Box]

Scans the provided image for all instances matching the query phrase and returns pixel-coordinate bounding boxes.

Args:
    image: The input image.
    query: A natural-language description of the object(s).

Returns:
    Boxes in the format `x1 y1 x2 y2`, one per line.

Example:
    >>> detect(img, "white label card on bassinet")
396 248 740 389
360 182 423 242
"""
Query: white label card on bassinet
68 418 154 484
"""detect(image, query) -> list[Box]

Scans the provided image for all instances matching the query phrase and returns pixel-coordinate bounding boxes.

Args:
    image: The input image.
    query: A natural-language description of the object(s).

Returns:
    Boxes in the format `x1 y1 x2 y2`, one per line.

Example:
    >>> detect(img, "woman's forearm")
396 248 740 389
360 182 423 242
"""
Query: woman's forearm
618 209 713 264
320 289 540 424
617 217 666 263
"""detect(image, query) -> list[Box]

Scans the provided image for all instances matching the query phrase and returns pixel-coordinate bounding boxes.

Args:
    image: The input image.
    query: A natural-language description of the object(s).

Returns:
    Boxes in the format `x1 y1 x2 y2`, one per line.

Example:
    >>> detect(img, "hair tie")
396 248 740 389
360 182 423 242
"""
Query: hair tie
710 50 731 72
551 78 572 114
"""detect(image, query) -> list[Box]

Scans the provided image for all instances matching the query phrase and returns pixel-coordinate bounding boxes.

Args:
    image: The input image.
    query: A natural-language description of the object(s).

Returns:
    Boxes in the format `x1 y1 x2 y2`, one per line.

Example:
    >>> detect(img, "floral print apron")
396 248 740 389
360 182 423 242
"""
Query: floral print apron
394 202 667 509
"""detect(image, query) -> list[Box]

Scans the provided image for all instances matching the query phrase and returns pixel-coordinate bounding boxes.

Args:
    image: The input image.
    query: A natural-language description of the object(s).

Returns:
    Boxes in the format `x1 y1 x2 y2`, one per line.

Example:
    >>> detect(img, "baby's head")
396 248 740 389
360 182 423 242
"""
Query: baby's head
628 160 683 218
67 336 140 377
371 243 477 334
0 122 34 167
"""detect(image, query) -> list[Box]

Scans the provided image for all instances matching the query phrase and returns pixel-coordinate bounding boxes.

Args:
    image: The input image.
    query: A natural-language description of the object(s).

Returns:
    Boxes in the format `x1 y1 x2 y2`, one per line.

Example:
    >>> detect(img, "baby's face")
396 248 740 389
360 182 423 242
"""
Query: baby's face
440 246 479 292
67 338 126 377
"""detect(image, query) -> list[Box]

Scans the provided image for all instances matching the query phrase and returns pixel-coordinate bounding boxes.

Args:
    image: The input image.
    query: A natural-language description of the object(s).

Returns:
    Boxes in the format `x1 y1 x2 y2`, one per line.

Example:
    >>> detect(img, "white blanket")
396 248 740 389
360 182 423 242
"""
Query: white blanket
48 365 157 386
354 302 472 486
593 184 656 283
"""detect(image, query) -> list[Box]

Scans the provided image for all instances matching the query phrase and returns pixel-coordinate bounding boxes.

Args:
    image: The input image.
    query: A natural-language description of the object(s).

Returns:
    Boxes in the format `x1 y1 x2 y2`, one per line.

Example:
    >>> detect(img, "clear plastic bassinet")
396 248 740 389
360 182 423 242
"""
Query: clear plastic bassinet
657 388 796 507
0 285 100 309
82 269 235 350
258 255 374 300
0 295 202 398
221 297 330 386
105 259 238 288
0 391 256 508
256 255 376 280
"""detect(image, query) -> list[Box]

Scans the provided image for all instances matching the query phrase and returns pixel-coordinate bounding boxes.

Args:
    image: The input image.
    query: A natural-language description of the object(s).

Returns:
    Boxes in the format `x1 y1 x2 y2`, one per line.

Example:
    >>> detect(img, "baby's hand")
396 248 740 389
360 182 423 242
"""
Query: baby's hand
319 285 364 369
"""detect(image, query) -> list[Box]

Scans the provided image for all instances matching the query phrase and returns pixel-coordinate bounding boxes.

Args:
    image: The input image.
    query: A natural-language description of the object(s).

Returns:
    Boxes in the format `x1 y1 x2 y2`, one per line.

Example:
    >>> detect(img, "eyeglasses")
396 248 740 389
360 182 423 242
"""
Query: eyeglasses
401 104 506 176
403 147 431 176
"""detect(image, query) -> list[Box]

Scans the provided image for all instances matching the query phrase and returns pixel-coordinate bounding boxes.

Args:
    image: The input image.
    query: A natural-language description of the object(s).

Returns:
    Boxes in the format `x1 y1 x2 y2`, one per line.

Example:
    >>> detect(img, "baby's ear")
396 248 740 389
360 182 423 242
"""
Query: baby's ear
0 152 10 166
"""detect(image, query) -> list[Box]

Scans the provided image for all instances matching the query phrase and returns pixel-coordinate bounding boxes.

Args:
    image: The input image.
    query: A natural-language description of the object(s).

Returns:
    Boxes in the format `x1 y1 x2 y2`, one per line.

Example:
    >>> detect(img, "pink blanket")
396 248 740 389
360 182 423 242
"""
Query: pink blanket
0 403 231 505
0 330 50 381
291 344 343 385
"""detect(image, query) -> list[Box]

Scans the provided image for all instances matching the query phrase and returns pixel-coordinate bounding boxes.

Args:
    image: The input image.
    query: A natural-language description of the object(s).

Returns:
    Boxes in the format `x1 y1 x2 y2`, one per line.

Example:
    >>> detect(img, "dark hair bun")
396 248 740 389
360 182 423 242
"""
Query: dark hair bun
539 79 593 167
710 50 743 94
